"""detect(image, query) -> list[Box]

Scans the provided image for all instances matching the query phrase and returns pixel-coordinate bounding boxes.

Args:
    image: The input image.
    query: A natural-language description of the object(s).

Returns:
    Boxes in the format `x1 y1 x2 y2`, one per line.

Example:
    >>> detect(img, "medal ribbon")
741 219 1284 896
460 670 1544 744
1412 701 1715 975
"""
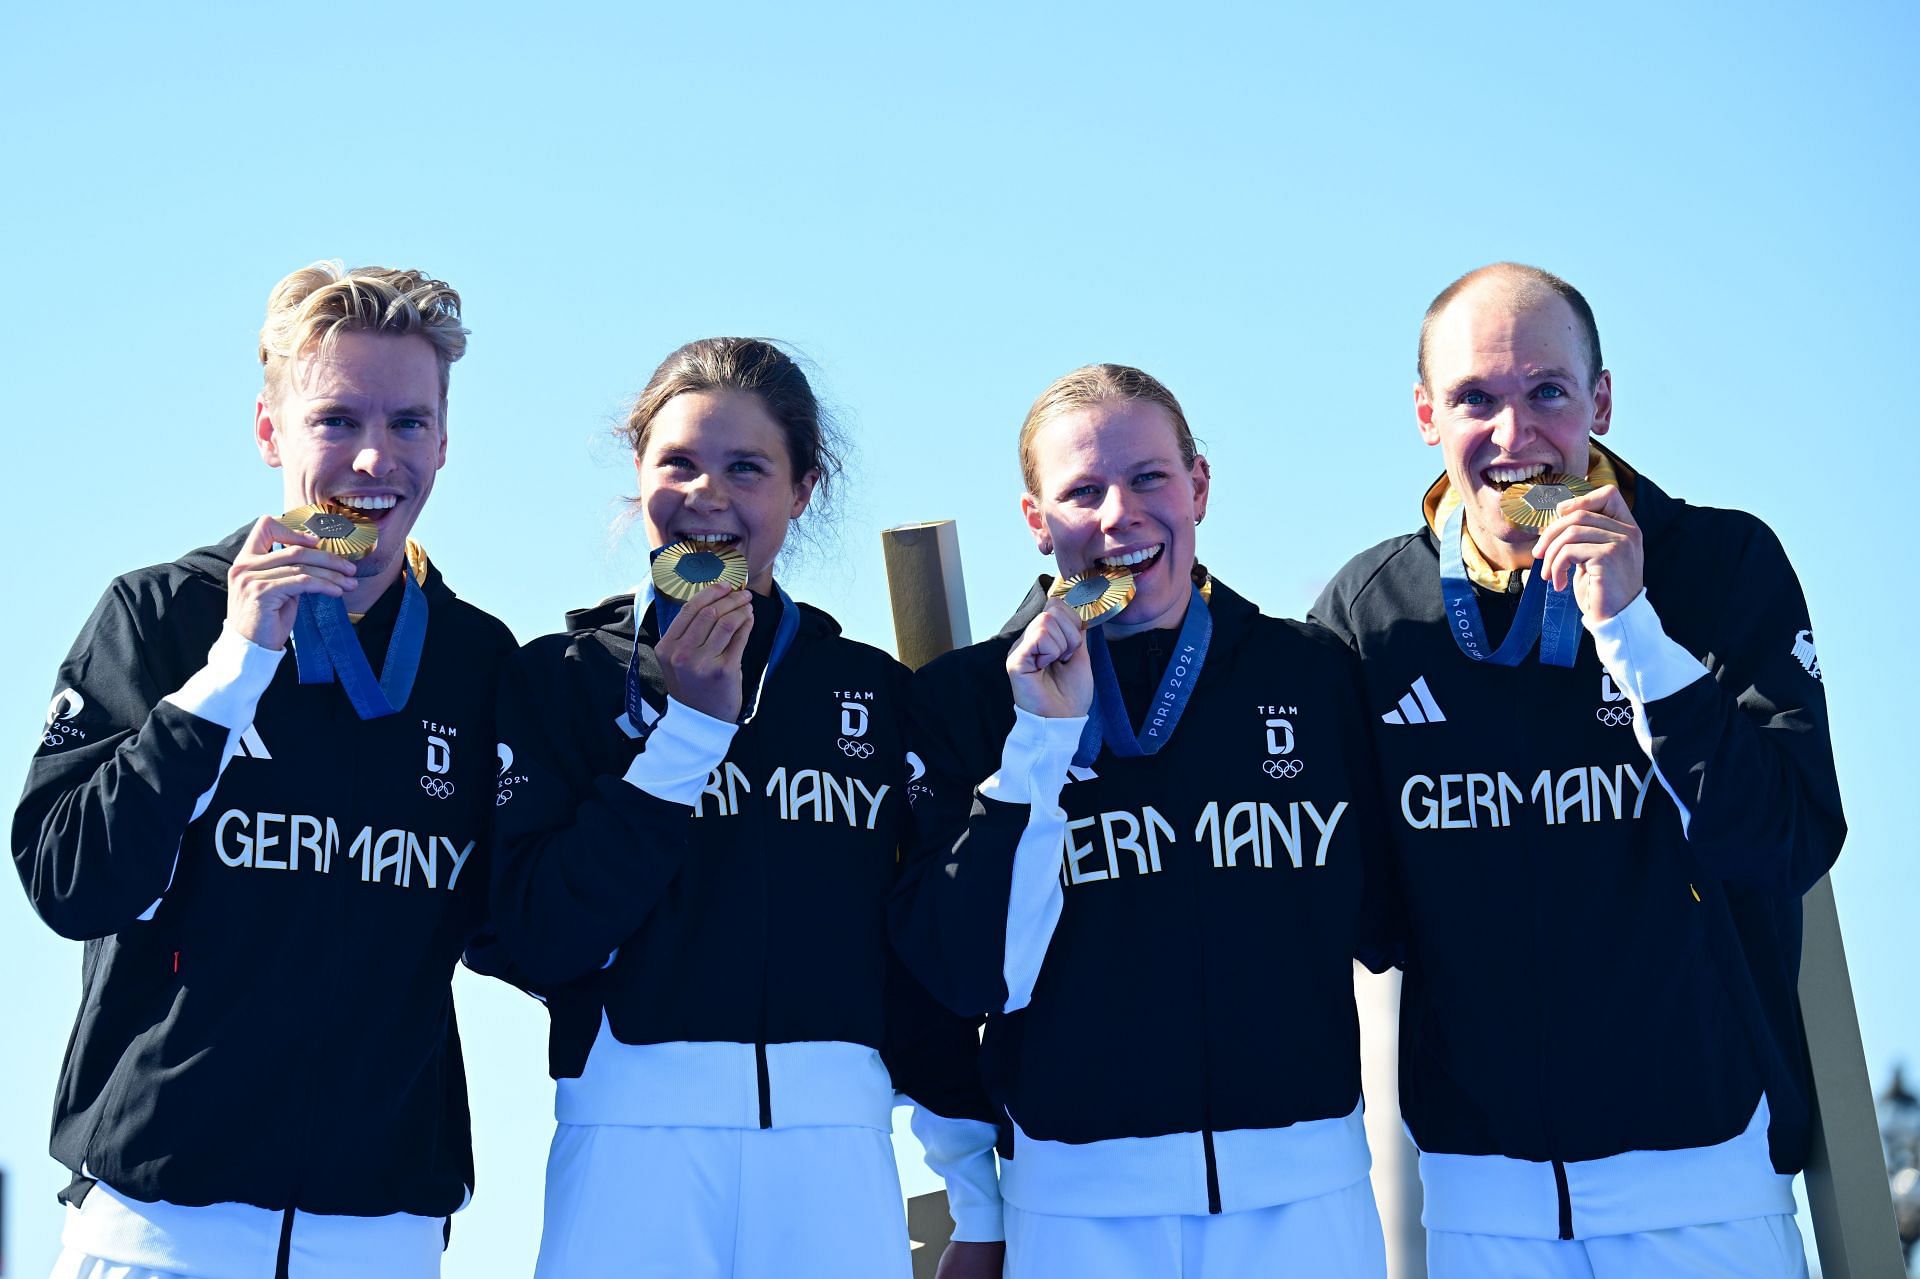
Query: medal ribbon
1074 582 1212 767
1438 503 1580 667
291 574 428 719
624 551 800 734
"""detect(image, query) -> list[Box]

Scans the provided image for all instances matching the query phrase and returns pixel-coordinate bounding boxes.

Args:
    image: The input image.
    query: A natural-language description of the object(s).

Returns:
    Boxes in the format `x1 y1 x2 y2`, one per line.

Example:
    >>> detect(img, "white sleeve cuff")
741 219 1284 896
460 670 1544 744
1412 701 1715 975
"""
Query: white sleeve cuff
162 624 285 730
1585 591 1709 705
910 1107 1004 1243
621 697 738 806
978 706 1085 807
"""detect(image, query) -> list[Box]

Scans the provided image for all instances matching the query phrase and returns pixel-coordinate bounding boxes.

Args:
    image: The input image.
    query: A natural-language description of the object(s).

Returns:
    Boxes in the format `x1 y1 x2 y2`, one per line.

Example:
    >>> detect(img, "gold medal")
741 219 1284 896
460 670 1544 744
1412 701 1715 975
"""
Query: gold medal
651 538 750 601
1049 568 1136 627
281 503 378 561
1499 474 1597 530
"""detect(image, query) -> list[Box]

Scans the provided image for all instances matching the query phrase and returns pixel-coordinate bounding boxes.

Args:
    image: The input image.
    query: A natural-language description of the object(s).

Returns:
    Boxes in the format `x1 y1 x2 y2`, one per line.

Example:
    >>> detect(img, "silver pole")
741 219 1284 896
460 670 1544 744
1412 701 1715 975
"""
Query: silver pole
1799 873 1906 1278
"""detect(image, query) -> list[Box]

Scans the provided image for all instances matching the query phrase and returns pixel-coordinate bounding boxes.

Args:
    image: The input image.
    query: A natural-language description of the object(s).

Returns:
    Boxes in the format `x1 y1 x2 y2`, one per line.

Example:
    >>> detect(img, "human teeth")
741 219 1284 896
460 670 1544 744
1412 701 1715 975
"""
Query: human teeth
685 532 740 543
1097 544 1162 568
335 495 397 511
1486 464 1548 485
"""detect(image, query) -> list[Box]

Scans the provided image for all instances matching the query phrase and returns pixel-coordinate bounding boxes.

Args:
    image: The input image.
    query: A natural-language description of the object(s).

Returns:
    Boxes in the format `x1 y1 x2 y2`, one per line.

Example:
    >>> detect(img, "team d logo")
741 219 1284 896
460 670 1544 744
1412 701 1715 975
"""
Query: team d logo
1261 708 1303 780
1596 675 1633 727
837 694 875 759
420 721 457 799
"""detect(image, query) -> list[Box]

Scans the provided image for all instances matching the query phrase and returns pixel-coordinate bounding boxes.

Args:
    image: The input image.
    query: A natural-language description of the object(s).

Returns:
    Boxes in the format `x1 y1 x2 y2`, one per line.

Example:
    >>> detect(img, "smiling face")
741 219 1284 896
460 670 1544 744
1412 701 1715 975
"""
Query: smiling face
1022 399 1211 636
1415 281 1613 570
635 388 818 594
254 330 447 600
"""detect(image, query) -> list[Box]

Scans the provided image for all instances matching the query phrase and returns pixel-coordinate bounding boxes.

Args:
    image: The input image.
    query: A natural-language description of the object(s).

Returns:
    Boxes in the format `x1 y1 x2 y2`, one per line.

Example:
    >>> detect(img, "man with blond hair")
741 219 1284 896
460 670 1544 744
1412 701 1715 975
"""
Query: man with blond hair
1312 263 1841 1277
13 262 515 1279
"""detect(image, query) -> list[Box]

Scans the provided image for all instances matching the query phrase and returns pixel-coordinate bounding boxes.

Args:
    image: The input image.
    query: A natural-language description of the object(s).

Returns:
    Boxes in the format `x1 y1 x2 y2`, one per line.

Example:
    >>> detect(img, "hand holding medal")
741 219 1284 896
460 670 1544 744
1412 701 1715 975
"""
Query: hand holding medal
1528 482 1644 622
225 511 361 651
270 503 430 720
651 539 756 723
1007 571 1123 720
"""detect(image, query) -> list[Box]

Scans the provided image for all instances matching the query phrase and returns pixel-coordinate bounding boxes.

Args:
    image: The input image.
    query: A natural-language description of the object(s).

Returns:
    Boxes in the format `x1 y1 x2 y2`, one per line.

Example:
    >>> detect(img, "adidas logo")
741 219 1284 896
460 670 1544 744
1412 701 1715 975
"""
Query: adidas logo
234 726 272 760
1381 677 1446 726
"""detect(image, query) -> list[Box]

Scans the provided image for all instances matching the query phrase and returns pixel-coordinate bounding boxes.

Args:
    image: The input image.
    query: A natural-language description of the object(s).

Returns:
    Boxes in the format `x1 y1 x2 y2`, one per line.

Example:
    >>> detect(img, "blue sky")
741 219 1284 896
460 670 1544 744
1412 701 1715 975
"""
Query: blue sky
3 2 1915 1274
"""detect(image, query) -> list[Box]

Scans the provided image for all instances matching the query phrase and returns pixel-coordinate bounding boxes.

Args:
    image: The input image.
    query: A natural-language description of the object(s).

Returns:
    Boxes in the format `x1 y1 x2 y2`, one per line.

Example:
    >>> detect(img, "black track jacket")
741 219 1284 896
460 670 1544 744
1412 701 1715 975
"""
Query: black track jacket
893 577 1392 1209
484 588 986 1127
1311 460 1844 1184
12 528 514 1217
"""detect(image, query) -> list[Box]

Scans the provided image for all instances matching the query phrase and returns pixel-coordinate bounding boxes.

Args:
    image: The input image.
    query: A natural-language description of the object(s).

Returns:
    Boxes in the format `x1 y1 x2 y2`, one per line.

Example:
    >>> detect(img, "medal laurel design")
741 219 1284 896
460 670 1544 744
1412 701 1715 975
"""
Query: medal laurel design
281 503 379 561
651 538 750 602
1049 568 1136 627
1499 474 1598 530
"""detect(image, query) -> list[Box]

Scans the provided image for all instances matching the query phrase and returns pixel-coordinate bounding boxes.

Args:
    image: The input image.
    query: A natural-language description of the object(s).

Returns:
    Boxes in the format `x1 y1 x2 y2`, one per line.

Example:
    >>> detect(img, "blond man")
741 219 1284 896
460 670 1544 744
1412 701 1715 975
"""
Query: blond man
13 263 515 1279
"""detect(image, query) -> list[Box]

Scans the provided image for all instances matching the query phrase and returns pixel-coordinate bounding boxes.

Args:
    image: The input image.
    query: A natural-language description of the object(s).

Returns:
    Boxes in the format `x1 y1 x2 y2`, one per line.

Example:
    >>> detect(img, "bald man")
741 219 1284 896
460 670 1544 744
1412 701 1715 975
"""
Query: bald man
1311 264 1841 1278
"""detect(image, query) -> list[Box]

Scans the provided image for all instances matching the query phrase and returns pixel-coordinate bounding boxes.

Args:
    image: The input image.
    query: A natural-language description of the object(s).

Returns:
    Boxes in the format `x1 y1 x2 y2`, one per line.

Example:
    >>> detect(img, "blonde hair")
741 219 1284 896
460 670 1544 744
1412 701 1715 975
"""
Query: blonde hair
1017 363 1199 493
258 261 467 406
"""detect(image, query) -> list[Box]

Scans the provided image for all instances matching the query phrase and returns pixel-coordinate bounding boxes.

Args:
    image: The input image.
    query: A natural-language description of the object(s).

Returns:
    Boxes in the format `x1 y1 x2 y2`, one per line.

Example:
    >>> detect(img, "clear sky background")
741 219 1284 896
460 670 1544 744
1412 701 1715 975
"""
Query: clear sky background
3 3 1915 1276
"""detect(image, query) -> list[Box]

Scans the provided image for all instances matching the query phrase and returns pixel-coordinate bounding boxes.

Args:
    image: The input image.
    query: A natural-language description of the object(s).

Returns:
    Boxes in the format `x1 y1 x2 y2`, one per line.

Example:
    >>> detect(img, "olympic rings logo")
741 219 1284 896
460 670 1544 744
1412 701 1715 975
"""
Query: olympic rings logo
1595 706 1634 728
420 775 456 799
42 731 64 748
838 738 875 759
495 788 514 807
1263 758 1305 780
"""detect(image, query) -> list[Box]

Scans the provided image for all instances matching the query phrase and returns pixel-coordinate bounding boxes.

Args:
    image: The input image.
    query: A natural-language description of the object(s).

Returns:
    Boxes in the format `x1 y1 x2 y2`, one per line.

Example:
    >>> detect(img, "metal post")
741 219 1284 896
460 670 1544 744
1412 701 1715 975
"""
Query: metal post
1799 873 1906 1278
881 521 971 670
908 1190 956 1279
884 521 975 1279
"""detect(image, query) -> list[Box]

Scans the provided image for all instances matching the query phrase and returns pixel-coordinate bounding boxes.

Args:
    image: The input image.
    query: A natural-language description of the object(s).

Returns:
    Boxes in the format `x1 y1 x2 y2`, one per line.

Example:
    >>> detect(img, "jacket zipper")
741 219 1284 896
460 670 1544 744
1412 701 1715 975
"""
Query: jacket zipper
274 1206 296 1279
755 1041 772 1130
754 757 774 1130
1165 653 1223 1215
1553 1159 1573 1240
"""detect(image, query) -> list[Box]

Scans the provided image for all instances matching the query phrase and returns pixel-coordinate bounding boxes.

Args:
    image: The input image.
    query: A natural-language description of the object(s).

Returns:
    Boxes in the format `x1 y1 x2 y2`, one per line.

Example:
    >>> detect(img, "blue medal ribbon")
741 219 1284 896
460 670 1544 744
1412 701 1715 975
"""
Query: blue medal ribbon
1438 503 1580 667
1074 581 1212 767
291 573 428 719
623 550 799 736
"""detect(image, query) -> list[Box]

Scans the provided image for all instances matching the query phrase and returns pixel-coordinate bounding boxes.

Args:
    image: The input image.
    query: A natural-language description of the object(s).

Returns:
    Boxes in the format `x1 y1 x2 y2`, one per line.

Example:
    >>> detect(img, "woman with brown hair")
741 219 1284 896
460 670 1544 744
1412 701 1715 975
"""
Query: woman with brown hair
485 338 997 1277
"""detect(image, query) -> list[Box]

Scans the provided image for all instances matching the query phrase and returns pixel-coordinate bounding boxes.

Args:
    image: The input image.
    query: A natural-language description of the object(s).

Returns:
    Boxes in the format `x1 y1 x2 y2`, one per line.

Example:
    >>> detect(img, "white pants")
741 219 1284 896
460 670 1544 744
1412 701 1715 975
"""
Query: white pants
535 1122 911 1279
1003 1175 1386 1279
53 1188 442 1279
51 1255 195 1279
1427 1213 1809 1279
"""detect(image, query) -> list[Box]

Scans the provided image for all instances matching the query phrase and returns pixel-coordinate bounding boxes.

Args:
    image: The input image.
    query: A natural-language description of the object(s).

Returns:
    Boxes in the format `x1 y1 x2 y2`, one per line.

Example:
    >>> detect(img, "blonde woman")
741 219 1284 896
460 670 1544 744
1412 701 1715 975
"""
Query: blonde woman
895 364 1393 1279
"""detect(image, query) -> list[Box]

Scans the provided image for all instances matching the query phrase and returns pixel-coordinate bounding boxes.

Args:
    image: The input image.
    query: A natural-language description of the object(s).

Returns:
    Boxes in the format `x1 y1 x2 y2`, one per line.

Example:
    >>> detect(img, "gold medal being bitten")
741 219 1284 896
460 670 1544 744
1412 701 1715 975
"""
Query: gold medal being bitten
1049 568 1136 627
1499 474 1597 531
651 539 750 602
281 503 378 561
